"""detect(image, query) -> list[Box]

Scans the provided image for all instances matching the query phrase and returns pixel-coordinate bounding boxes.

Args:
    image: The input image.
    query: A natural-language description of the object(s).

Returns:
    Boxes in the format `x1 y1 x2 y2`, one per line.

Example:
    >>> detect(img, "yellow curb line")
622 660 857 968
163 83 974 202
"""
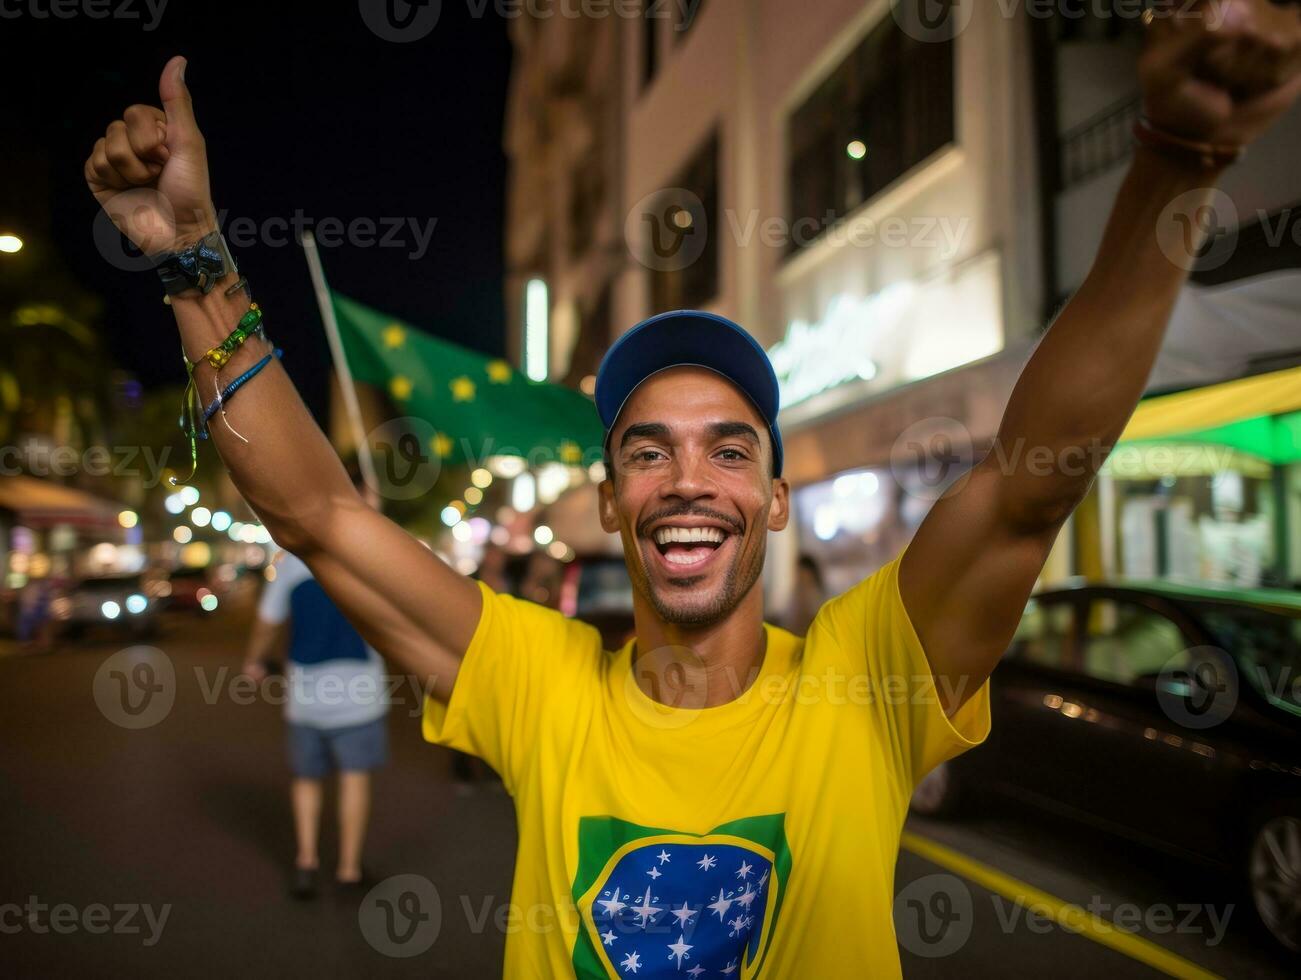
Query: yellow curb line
900 830 1223 980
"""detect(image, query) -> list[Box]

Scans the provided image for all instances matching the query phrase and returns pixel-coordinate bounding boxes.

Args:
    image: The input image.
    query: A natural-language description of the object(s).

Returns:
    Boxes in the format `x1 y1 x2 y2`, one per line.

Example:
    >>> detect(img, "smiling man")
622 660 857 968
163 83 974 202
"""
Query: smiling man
83 2 1301 975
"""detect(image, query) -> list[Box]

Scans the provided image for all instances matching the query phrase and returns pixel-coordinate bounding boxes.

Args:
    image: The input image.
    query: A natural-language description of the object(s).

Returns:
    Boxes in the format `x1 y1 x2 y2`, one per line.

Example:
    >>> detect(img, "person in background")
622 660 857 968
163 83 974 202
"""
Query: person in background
242 464 389 900
787 554 826 637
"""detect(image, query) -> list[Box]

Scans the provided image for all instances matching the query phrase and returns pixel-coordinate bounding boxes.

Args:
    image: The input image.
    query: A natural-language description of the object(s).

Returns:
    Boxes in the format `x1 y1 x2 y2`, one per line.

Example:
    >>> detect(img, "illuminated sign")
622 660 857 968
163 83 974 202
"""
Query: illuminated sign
771 251 1004 410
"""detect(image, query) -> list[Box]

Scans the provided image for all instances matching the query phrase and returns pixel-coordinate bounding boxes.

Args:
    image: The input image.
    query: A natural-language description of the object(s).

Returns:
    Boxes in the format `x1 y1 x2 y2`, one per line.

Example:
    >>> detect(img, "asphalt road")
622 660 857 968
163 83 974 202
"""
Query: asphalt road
0 598 1293 978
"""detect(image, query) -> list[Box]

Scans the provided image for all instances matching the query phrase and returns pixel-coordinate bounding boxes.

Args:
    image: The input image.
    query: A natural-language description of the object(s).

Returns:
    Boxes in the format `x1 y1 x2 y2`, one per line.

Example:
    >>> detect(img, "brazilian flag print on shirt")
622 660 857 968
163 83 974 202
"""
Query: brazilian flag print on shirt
422 553 991 978
570 814 791 978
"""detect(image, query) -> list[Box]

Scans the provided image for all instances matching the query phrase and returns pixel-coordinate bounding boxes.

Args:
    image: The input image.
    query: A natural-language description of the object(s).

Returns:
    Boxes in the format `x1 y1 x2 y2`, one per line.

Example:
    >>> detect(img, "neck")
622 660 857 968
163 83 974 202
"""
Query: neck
630 583 768 708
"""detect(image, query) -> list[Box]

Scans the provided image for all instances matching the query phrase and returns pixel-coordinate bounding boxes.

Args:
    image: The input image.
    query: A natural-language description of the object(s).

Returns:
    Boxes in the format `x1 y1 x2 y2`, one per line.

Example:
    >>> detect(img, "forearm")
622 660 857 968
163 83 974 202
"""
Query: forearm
170 231 481 676
168 253 355 555
989 145 1227 527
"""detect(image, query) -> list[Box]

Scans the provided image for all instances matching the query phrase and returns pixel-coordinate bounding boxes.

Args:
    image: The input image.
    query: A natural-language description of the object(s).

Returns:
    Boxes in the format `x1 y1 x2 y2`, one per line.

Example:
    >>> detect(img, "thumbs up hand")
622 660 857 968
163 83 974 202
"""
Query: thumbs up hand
84 56 218 257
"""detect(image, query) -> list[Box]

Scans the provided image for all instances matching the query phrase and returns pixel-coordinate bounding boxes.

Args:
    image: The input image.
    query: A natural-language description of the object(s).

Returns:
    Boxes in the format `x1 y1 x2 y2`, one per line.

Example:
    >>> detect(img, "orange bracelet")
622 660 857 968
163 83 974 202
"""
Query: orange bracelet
1132 116 1245 171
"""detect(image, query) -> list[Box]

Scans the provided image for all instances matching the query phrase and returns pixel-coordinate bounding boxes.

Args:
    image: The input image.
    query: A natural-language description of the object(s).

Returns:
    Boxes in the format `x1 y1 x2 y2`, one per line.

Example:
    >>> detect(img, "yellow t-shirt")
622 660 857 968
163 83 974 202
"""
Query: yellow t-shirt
423 553 990 978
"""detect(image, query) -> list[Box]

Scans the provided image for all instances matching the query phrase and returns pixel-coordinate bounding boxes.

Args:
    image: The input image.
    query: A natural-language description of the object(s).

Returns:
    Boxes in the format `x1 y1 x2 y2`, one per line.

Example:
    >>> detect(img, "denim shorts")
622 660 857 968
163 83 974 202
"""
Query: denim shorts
287 717 388 778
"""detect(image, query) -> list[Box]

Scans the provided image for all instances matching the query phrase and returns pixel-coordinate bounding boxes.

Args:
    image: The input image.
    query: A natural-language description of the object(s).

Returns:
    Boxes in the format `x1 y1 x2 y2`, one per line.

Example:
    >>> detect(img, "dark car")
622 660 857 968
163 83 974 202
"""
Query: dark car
569 555 635 651
53 572 161 640
911 580 1301 952
165 566 221 613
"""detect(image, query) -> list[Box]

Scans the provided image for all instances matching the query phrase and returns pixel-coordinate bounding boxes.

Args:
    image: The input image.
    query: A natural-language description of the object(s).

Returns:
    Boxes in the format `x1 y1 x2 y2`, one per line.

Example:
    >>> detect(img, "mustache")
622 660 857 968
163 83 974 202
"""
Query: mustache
637 505 744 539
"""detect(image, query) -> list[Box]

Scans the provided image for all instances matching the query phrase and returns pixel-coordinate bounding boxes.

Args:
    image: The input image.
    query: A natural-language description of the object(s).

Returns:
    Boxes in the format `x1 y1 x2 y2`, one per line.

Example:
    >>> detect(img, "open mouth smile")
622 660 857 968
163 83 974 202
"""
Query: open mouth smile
646 522 736 574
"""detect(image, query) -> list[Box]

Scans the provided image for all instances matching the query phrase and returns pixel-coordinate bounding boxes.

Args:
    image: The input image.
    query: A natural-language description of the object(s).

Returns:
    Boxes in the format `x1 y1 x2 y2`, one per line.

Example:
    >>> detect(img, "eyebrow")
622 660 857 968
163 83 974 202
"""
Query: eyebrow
619 422 671 449
708 421 761 445
618 420 761 449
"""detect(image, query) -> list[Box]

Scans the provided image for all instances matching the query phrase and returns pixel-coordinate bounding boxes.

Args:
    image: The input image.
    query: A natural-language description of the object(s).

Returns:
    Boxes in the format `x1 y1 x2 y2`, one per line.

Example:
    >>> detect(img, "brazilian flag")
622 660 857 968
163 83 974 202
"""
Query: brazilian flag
570 813 791 978
332 292 604 466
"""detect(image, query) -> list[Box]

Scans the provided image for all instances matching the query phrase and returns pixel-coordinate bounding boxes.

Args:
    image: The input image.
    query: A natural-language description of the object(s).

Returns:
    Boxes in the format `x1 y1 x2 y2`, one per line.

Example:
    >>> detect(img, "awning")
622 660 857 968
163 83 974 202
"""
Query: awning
0 475 122 529
1118 365 1301 450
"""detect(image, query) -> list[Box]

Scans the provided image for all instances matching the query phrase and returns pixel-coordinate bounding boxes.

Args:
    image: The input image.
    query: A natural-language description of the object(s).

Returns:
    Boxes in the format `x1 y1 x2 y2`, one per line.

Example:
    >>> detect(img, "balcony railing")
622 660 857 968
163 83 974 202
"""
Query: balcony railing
1058 95 1140 192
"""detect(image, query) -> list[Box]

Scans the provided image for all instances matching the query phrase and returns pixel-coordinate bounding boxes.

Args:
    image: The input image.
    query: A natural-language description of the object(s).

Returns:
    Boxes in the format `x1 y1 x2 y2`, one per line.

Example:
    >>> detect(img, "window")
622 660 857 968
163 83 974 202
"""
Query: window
1012 598 1075 670
1199 604 1301 710
786 12 954 252
569 150 602 260
1081 599 1186 686
649 131 719 312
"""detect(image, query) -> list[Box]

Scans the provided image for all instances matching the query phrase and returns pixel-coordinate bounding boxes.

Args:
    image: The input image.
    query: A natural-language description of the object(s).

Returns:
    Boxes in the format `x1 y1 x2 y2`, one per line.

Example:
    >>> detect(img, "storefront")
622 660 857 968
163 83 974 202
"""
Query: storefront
768 246 1049 616
1095 365 1301 590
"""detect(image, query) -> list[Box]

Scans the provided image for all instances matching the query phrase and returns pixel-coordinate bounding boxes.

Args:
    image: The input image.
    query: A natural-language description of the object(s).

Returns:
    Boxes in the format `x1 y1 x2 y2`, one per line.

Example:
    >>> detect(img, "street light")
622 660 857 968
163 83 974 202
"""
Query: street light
0 235 22 254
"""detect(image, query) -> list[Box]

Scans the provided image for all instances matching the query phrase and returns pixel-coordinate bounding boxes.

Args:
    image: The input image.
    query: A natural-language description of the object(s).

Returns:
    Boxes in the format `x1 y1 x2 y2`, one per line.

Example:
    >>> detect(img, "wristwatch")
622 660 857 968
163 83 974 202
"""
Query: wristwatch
153 229 237 296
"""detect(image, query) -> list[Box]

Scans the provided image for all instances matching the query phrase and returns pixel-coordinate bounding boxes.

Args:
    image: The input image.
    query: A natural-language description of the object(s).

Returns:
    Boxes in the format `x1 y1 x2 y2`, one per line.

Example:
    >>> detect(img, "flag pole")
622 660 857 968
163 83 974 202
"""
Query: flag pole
300 230 381 497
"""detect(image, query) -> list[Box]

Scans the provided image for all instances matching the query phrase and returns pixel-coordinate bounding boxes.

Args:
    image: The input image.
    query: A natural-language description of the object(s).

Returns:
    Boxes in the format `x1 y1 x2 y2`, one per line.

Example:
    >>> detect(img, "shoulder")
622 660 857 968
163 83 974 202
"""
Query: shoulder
471 579 607 662
809 555 904 643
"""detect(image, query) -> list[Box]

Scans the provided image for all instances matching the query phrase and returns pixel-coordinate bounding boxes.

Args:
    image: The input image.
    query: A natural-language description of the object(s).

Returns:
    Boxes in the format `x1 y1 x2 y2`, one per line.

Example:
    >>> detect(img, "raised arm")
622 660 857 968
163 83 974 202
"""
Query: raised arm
898 0 1301 713
84 56 481 700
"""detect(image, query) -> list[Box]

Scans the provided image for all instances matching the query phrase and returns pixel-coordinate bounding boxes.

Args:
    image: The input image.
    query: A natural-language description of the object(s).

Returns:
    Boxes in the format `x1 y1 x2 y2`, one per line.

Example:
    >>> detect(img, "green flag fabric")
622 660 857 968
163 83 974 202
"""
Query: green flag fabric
332 292 603 467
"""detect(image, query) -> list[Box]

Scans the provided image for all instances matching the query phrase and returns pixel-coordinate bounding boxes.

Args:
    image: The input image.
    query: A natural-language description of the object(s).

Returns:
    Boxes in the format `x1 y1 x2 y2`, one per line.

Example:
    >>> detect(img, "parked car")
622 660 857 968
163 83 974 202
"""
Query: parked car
53 572 161 640
912 580 1301 952
165 566 221 613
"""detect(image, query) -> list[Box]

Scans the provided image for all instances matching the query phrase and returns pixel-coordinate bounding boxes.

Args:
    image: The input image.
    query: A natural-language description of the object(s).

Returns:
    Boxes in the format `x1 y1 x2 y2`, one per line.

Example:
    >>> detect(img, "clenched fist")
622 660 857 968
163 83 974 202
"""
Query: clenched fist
84 56 217 258
1140 0 1301 148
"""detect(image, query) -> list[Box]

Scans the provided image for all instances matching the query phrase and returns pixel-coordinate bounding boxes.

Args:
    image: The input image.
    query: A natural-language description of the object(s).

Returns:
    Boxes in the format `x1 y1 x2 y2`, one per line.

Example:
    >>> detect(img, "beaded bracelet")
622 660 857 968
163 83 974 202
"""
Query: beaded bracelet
192 304 264 371
170 302 275 487
200 348 284 433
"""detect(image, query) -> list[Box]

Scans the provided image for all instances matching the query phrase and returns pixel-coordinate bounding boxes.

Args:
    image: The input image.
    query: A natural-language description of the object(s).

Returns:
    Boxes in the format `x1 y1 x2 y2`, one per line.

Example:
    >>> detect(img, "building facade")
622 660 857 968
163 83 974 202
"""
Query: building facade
504 0 1301 611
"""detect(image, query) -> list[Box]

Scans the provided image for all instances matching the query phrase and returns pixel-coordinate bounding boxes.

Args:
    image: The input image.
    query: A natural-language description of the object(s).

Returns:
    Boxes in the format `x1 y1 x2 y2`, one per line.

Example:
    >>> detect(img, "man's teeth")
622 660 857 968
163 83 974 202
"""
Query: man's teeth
653 526 726 545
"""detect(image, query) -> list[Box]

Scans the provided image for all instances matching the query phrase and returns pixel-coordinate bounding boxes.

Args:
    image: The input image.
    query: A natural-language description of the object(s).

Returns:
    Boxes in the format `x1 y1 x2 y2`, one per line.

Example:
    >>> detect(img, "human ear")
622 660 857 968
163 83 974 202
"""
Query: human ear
598 478 619 533
767 478 790 532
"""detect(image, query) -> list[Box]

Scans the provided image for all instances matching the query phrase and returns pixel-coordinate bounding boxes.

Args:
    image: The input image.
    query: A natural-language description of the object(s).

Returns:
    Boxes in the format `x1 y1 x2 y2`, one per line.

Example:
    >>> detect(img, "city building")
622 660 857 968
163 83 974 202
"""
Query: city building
505 0 1301 611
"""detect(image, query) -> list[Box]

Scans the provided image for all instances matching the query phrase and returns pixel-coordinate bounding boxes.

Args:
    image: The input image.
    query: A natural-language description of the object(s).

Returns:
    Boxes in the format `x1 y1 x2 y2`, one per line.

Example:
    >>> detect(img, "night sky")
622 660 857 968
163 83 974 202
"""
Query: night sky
3 1 512 421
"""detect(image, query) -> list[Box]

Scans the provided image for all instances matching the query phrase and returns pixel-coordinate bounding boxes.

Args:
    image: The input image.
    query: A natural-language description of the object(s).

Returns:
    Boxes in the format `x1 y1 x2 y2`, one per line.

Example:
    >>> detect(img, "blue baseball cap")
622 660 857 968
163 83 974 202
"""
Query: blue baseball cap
594 310 784 477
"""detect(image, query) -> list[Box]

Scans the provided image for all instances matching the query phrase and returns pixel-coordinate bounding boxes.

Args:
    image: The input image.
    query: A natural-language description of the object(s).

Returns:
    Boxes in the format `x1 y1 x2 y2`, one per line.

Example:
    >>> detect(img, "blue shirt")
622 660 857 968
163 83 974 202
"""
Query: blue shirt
258 552 388 728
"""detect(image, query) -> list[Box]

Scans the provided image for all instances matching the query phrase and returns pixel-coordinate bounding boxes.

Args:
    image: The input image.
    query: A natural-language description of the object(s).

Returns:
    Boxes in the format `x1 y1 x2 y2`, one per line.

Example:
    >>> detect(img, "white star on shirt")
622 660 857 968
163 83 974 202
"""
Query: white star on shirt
696 854 717 871
721 958 739 975
601 929 617 946
666 934 693 968
670 901 697 927
598 887 628 918
686 967 705 979
707 888 734 921
736 883 757 909
620 951 642 973
647 866 662 880
657 849 672 864
735 861 753 880
758 868 769 889
631 885 662 928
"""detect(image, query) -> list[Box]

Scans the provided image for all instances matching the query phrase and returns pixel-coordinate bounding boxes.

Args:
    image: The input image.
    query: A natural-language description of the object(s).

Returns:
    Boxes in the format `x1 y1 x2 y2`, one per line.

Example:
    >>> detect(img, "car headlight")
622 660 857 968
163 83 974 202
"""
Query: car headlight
101 600 122 620
125 594 148 615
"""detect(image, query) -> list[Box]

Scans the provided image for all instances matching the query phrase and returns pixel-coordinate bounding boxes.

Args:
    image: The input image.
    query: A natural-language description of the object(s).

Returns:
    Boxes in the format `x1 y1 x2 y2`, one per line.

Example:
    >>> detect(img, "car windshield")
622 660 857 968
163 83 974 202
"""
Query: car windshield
1196 602 1301 711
